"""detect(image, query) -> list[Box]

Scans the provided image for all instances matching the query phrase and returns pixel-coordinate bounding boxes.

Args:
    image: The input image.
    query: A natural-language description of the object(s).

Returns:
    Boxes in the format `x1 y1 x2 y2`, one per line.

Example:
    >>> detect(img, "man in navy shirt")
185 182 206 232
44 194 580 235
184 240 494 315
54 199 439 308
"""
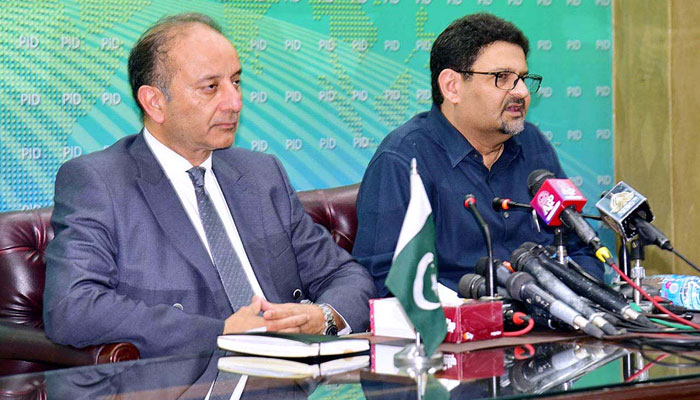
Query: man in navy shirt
353 13 603 297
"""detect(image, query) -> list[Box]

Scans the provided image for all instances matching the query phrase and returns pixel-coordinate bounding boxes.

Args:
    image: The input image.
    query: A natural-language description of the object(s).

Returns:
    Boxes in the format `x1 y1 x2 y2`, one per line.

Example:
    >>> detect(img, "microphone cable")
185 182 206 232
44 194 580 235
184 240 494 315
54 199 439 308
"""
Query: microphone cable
624 353 669 382
670 248 700 274
502 312 535 337
603 257 700 331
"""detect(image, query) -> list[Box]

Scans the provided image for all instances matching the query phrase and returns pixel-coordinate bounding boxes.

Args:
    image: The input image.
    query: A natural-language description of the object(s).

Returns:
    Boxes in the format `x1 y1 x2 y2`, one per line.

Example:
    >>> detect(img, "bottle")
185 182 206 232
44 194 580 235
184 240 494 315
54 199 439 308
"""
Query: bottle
642 274 700 311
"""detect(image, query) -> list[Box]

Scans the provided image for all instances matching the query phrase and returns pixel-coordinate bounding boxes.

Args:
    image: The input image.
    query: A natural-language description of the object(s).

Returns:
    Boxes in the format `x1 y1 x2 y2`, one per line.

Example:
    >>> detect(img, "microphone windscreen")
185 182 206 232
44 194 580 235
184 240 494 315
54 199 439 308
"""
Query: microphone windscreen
474 256 491 276
510 242 539 271
458 273 484 299
527 169 555 196
506 271 534 301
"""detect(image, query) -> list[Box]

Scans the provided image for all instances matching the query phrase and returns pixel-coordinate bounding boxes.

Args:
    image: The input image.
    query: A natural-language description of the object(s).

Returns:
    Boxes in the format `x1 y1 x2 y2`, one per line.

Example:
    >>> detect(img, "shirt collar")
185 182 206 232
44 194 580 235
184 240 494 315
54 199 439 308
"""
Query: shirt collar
142 127 213 176
427 104 523 168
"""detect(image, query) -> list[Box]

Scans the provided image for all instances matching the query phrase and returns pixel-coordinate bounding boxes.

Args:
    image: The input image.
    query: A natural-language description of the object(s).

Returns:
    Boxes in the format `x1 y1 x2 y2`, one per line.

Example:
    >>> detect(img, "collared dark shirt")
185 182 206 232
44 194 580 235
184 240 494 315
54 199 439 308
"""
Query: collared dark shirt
353 104 603 297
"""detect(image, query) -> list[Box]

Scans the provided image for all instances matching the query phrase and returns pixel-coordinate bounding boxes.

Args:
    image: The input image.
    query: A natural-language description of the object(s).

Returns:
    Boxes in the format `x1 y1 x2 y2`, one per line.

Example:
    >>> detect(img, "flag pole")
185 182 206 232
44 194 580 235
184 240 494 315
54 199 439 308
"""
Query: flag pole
393 330 443 375
390 158 445 375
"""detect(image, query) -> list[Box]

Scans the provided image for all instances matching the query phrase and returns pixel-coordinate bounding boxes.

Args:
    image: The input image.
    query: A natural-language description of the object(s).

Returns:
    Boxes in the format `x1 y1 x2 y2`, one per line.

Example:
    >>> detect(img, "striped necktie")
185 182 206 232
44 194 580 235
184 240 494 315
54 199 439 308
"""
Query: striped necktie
187 166 254 311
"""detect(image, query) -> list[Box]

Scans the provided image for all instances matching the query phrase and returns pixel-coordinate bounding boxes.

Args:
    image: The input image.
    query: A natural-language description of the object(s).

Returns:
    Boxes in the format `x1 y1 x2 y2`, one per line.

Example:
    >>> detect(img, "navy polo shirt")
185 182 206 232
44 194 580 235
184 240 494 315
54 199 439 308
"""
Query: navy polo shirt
353 104 603 297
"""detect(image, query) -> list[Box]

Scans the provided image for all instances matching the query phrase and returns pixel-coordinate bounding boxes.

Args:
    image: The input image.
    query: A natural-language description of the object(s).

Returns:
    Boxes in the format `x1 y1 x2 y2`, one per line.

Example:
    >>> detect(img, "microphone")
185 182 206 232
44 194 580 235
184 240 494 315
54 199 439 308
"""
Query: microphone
510 345 591 392
464 194 496 298
596 181 672 250
459 273 485 299
460 271 574 332
530 244 651 326
510 344 623 394
506 271 604 338
512 243 617 336
492 197 533 212
528 169 612 261
493 197 601 221
458 273 509 299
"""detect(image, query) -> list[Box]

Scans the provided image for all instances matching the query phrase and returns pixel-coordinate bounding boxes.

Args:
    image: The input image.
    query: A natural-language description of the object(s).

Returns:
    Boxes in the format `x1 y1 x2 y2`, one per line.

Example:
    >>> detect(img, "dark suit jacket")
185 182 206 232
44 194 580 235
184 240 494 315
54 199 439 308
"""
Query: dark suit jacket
43 133 375 358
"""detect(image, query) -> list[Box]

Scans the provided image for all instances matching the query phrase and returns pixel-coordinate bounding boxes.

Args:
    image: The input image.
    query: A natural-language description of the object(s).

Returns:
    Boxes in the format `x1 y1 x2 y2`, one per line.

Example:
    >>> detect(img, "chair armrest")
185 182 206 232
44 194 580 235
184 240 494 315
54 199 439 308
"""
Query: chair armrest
0 321 139 366
90 342 141 364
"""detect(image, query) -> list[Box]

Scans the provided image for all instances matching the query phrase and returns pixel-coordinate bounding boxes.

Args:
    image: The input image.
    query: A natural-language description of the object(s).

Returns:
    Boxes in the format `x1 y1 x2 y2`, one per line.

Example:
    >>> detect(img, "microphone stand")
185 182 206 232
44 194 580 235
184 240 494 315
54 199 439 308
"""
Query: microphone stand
554 228 567 265
465 195 496 299
618 241 630 279
629 239 646 306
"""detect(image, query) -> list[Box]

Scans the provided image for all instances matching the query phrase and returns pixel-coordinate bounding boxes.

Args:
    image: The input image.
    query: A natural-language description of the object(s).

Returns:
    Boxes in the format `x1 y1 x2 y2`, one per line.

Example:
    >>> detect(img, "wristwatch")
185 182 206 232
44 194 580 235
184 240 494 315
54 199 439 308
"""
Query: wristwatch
318 303 338 336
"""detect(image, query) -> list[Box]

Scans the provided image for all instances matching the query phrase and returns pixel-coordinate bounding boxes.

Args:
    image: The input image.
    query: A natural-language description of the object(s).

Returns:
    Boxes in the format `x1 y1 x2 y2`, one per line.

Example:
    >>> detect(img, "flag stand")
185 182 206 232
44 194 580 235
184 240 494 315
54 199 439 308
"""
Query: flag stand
393 332 443 374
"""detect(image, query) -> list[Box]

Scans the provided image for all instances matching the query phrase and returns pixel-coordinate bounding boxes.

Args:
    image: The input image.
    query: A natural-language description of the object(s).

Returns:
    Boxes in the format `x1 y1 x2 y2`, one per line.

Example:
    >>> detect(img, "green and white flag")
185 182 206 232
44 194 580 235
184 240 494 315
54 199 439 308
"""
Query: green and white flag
386 158 447 357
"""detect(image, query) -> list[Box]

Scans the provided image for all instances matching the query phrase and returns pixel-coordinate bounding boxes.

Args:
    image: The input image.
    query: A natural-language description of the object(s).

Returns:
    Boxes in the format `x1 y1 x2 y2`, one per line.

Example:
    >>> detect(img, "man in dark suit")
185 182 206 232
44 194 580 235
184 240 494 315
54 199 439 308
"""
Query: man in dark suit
43 13 375 358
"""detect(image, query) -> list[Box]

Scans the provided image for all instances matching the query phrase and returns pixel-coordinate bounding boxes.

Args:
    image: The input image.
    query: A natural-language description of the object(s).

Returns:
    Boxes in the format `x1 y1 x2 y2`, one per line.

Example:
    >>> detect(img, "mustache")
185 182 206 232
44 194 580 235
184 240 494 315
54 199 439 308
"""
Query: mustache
504 98 526 109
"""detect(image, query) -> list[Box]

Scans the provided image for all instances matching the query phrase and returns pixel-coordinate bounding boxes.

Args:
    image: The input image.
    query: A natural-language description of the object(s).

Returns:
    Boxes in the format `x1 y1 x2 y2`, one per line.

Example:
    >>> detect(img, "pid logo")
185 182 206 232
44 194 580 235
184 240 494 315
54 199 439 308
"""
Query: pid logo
596 86 611 97
596 129 611 140
318 39 336 52
319 137 336 150
100 37 120 50
284 91 302 103
597 175 612 185
416 89 430 101
61 93 82 106
566 40 582 51
537 86 553 98
384 40 400 52
569 176 583 187
596 40 611 51
60 36 80 50
351 90 368 102
20 147 41 159
318 90 336 102
352 40 368 52
353 135 373 148
537 40 552 51
566 86 582 98
567 130 583 141
18 35 39 49
20 93 40 106
251 38 267 51
251 140 268 152
285 139 303 151
415 40 431 52
102 93 121 105
284 39 301 52
250 91 267 103
62 146 83 160
384 90 400 101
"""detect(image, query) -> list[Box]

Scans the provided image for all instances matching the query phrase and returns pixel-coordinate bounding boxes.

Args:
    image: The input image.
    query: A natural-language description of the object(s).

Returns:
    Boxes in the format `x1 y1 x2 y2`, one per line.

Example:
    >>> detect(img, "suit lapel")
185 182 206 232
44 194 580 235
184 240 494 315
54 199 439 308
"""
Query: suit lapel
212 154 281 303
129 133 230 313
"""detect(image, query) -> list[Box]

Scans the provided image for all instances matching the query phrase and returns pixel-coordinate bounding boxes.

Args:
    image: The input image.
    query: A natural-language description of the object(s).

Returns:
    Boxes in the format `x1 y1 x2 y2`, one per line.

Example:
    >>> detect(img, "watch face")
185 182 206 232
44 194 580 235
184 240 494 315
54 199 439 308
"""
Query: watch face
326 325 338 336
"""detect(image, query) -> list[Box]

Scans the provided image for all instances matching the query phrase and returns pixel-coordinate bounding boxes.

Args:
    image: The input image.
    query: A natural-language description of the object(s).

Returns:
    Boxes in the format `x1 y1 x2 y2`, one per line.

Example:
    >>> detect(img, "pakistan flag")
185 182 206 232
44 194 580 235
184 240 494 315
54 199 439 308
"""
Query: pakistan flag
386 158 447 357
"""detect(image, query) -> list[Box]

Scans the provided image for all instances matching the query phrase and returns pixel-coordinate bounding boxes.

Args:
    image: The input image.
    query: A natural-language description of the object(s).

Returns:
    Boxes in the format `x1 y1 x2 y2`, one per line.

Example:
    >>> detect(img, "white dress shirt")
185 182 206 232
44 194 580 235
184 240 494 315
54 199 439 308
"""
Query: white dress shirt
143 127 265 300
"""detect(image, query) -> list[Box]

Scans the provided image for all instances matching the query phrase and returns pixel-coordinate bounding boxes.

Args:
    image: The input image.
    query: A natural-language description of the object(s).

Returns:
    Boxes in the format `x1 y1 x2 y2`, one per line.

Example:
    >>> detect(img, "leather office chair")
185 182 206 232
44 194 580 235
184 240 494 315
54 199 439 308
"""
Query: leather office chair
0 208 139 376
297 183 360 253
0 183 360 376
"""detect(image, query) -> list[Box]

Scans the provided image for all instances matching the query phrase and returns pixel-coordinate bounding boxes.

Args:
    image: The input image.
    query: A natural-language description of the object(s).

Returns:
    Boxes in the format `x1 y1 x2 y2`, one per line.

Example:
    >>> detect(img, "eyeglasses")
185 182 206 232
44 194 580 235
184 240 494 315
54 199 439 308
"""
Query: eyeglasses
456 70 542 93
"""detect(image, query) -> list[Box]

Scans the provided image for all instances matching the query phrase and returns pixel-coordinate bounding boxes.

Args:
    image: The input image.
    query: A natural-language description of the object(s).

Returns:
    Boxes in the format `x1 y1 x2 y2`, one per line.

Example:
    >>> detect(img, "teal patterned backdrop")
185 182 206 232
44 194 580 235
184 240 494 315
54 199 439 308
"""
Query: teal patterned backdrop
0 0 612 225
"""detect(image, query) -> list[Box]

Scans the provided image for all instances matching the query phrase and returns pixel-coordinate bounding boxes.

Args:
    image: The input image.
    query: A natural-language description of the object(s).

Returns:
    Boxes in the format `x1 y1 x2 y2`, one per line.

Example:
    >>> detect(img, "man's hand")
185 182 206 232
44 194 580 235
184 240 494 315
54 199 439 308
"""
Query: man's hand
261 300 346 334
223 296 266 334
223 296 312 334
